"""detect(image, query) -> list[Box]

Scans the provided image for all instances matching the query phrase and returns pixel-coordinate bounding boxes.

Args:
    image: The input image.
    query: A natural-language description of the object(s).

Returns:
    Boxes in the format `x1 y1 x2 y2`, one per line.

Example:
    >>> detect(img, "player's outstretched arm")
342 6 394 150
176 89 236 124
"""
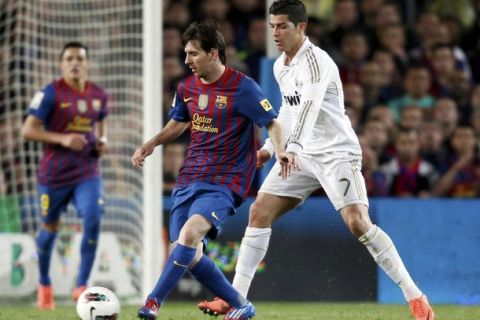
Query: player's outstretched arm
131 119 189 168
22 115 87 151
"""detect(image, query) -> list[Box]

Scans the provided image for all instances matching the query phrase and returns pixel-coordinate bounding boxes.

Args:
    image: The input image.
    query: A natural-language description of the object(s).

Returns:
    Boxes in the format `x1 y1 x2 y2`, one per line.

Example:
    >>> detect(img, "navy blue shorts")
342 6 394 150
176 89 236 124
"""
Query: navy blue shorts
37 176 104 224
169 189 235 242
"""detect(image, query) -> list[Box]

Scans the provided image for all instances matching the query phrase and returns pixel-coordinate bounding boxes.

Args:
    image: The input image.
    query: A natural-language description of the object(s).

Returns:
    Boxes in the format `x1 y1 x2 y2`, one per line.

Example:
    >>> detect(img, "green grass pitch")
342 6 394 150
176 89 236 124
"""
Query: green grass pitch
0 302 478 320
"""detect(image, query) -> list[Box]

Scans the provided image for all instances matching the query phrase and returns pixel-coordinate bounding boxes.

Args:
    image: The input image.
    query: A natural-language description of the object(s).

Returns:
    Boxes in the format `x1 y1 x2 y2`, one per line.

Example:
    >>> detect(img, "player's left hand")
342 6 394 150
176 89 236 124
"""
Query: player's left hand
277 151 299 179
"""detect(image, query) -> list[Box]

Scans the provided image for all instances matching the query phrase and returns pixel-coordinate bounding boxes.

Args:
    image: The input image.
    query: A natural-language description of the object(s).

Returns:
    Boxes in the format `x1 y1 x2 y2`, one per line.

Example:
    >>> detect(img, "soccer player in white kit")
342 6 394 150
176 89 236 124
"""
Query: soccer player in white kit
199 1 435 319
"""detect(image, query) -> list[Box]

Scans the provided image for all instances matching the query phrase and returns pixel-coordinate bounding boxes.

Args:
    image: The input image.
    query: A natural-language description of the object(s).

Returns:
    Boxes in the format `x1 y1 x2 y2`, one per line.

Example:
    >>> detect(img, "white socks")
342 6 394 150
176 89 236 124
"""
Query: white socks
359 225 422 301
232 227 272 298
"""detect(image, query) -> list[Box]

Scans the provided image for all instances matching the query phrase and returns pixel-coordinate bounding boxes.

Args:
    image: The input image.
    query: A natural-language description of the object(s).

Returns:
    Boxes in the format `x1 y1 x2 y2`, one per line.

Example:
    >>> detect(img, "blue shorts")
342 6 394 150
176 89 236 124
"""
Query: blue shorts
37 176 104 224
169 183 236 242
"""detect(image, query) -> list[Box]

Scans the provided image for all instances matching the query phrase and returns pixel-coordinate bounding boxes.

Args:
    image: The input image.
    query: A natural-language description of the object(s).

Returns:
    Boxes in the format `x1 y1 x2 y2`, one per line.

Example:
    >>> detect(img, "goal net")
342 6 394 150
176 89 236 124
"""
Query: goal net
0 0 148 298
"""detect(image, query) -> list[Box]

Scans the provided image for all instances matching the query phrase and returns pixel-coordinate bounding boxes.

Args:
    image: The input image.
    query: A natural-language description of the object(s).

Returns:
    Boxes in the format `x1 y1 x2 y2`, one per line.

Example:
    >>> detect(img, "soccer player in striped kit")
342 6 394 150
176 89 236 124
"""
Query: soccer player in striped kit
198 1 435 320
22 42 109 309
132 21 294 320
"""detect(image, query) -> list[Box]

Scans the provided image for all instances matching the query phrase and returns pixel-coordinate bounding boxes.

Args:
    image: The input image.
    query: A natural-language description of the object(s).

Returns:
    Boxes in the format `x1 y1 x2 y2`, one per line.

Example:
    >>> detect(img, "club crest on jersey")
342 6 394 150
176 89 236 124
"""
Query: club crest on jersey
92 99 101 111
198 94 209 110
77 99 87 113
260 99 273 111
215 95 228 109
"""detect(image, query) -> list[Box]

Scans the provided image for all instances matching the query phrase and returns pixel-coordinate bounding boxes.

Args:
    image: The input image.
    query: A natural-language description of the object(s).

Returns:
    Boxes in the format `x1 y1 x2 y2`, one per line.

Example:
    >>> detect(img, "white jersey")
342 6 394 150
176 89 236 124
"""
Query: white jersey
263 37 361 157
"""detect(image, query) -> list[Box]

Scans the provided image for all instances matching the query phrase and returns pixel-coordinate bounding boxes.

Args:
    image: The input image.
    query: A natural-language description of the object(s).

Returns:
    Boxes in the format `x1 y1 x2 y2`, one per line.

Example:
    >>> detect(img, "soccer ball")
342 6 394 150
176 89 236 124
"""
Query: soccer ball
76 286 120 320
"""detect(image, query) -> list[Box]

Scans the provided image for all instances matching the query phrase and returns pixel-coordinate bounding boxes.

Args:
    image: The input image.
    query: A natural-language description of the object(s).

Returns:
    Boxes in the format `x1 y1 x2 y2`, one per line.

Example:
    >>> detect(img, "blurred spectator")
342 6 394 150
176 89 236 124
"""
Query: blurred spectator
241 15 266 81
227 0 264 51
430 44 472 110
418 120 449 171
328 0 361 50
359 61 386 110
226 45 250 74
366 104 396 141
338 30 370 84
471 110 480 157
433 126 480 197
359 136 388 197
388 64 435 121
163 24 184 57
399 105 424 130
200 0 230 22
371 49 403 100
163 54 186 90
380 129 439 197
358 0 384 29
343 82 365 120
163 1 191 30
362 118 392 164
377 23 409 73
306 16 330 49
432 98 459 142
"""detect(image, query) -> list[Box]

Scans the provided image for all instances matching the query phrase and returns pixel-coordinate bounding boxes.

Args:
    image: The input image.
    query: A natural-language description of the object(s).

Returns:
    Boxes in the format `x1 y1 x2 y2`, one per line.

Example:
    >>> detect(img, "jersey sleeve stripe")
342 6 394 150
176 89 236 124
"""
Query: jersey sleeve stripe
306 48 320 83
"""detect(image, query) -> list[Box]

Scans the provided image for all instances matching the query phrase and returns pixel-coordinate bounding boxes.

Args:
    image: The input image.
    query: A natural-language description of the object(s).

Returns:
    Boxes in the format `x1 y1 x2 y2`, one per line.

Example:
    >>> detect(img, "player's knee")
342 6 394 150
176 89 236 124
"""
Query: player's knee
341 205 372 237
248 200 273 227
178 226 203 247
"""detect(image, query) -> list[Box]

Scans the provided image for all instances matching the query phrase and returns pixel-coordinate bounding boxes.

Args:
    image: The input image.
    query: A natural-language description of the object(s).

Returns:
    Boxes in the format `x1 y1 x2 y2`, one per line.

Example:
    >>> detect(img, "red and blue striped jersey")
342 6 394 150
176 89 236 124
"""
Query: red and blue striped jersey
27 78 109 187
170 67 277 205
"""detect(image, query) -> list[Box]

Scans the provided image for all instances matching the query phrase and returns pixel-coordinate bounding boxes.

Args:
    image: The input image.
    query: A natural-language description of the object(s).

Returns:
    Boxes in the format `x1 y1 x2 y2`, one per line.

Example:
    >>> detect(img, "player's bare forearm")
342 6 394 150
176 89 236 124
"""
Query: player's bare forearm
150 119 189 147
265 119 285 155
21 115 87 150
131 119 189 167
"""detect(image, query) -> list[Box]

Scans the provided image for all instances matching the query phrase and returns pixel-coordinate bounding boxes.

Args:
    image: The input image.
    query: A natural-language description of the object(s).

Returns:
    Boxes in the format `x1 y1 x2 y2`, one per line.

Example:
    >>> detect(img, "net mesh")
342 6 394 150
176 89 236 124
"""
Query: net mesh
0 0 144 294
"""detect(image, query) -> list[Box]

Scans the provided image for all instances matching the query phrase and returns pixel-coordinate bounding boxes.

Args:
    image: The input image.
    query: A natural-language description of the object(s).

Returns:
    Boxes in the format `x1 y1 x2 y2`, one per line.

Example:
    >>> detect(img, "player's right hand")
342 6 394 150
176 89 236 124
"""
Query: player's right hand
277 151 299 179
256 149 271 168
131 142 155 168
61 133 87 151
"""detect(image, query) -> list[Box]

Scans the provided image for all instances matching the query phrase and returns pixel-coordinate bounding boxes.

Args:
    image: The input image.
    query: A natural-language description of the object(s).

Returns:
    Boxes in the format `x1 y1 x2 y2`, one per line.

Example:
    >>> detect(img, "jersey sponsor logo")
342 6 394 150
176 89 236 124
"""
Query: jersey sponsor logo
183 96 193 103
30 91 45 109
283 91 301 106
191 113 218 133
60 102 71 109
77 99 87 113
215 95 228 109
66 115 93 132
198 94 209 110
92 99 102 111
260 98 273 111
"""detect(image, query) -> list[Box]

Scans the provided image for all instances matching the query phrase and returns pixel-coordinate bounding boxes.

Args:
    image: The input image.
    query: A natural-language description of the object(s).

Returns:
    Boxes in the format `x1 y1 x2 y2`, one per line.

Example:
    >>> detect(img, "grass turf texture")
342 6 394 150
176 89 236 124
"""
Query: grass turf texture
0 302 478 319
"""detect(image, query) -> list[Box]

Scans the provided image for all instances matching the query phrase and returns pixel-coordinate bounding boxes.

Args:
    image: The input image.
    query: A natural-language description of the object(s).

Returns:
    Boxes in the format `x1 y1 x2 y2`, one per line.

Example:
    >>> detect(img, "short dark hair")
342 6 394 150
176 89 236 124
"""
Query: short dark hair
269 0 307 26
60 41 88 59
182 21 226 64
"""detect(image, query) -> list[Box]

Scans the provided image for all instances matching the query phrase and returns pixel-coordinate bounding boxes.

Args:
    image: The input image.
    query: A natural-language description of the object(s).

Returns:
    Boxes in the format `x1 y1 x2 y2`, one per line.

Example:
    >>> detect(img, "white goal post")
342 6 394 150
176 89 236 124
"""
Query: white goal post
0 0 165 299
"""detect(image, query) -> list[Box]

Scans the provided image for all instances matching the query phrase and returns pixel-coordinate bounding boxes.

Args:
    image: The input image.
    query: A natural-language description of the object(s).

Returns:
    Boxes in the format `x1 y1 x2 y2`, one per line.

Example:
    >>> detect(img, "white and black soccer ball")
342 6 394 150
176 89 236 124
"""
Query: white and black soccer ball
76 286 120 320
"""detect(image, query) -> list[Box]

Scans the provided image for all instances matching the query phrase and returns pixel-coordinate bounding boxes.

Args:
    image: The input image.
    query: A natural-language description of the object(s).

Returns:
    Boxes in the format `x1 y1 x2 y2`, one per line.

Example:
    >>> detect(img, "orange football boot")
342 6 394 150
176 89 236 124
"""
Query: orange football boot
409 295 435 320
198 297 230 316
37 284 55 310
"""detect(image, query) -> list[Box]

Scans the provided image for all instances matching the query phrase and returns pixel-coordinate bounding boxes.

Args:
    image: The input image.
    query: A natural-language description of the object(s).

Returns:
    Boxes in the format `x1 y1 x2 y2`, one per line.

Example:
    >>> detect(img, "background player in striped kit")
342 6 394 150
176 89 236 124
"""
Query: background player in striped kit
21 42 109 309
198 1 435 320
132 21 295 320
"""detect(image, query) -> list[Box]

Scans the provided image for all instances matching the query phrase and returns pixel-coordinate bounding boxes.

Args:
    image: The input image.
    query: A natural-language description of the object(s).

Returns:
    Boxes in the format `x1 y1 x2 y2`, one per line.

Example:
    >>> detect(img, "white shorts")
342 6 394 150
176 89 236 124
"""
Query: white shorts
259 152 369 210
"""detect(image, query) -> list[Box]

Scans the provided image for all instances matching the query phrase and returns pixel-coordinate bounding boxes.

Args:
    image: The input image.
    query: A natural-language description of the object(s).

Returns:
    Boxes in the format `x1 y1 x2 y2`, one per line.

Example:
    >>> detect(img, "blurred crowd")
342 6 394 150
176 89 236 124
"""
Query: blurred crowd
161 0 480 198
